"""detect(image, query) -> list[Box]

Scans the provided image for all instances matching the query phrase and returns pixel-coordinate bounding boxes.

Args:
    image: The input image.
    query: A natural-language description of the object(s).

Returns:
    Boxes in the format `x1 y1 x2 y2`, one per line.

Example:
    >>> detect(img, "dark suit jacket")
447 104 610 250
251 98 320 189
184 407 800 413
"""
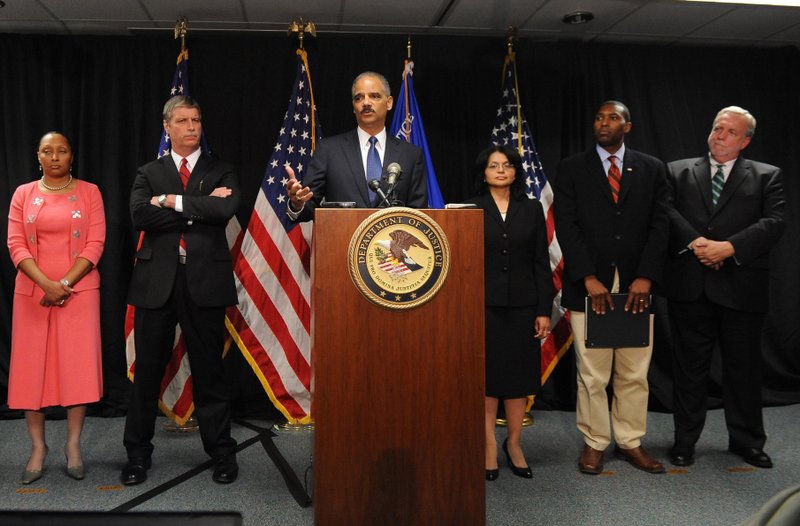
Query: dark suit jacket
662 155 785 312
554 147 670 312
127 154 240 309
464 193 554 313
294 129 427 221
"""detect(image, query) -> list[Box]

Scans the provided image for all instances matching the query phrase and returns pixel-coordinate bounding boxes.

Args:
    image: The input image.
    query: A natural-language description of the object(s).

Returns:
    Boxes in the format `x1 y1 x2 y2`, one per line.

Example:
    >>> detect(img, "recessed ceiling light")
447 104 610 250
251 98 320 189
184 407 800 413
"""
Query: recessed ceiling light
681 0 800 6
563 11 594 24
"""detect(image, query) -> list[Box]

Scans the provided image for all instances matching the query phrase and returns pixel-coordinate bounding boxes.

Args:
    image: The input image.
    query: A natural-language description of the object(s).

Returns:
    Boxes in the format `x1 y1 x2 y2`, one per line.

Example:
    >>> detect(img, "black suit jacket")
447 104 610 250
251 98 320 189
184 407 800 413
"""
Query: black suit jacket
464 193 554 313
294 129 427 221
554 147 670 312
127 154 240 308
662 155 785 312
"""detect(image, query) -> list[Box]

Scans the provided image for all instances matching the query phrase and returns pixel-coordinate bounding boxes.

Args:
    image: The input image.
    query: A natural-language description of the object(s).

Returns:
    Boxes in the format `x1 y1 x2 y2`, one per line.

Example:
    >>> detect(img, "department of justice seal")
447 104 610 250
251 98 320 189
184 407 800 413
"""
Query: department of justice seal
348 208 450 309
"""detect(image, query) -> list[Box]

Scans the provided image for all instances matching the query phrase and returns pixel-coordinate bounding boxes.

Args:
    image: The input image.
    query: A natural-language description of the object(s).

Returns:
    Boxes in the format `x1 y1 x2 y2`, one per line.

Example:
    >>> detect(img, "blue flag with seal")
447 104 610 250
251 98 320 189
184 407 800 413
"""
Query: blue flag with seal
389 59 445 208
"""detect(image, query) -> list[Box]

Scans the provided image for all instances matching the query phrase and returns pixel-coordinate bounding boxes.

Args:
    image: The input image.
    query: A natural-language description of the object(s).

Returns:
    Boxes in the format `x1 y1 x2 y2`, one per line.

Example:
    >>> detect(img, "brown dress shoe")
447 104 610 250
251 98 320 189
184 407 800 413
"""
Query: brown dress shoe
614 445 665 473
578 445 604 474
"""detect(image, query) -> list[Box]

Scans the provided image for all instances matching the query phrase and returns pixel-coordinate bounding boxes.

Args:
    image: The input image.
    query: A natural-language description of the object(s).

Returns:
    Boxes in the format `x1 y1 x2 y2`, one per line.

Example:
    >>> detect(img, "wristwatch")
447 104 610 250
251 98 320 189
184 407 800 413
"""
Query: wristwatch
158 194 167 206
59 278 70 287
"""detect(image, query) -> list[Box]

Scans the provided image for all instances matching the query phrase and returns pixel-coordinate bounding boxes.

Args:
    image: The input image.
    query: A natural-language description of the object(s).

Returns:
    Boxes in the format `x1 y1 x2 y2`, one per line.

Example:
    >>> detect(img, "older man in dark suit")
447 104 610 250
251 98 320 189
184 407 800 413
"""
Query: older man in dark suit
554 100 669 475
122 95 240 485
285 71 427 218
664 106 785 469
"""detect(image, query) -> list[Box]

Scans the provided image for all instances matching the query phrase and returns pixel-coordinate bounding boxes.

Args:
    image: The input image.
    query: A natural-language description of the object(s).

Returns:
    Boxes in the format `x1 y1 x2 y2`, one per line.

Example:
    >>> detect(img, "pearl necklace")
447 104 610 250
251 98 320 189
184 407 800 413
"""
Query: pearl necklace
40 174 73 191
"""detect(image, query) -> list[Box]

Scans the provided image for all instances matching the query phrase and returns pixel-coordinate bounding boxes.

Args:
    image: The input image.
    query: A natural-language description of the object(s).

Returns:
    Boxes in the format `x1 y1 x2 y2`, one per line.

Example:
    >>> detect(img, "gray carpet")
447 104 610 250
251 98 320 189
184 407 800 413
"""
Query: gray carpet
0 405 797 525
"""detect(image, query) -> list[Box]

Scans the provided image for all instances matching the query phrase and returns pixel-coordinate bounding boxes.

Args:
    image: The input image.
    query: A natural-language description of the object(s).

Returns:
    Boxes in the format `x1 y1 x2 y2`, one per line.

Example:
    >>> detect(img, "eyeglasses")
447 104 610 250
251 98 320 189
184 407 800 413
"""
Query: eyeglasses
487 162 514 171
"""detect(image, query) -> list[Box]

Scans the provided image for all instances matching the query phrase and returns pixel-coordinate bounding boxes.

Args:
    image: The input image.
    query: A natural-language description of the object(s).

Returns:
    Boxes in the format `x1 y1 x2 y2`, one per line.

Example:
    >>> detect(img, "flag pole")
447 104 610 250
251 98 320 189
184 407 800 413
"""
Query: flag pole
162 15 200 433
496 26 534 428
403 36 412 140
288 18 318 151
272 18 318 433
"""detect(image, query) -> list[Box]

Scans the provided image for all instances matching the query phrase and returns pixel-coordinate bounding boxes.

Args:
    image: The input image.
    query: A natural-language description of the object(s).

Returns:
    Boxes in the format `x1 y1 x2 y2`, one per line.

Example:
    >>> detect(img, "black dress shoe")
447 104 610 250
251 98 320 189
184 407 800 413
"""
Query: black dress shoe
212 458 239 484
728 445 773 468
668 445 695 467
121 457 151 485
485 469 499 481
502 439 532 479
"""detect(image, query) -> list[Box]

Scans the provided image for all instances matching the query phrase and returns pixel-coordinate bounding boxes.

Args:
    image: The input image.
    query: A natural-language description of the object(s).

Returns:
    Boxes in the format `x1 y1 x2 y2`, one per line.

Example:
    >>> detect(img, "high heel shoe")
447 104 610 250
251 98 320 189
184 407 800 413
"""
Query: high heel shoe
502 438 532 479
21 445 49 485
485 468 499 481
65 446 85 480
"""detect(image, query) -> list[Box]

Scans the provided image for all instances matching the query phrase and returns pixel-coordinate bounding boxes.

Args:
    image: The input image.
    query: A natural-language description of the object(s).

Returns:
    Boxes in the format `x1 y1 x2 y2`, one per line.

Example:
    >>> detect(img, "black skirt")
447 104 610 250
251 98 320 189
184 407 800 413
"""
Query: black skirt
485 306 541 398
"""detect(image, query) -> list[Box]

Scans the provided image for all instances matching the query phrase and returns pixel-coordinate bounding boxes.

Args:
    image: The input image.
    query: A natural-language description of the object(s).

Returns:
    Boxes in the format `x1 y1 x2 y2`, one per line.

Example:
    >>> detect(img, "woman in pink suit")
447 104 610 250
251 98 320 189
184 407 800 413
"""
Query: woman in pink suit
7 132 105 484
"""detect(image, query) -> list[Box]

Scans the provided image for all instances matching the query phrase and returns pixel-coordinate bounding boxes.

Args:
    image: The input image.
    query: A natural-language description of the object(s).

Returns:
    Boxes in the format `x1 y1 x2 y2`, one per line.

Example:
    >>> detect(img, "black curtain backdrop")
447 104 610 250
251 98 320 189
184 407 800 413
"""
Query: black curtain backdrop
1 33 799 418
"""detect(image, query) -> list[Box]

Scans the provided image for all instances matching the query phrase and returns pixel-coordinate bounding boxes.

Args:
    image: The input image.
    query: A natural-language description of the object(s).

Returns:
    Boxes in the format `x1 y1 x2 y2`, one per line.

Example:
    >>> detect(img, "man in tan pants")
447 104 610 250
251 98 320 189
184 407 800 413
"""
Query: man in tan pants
554 100 669 474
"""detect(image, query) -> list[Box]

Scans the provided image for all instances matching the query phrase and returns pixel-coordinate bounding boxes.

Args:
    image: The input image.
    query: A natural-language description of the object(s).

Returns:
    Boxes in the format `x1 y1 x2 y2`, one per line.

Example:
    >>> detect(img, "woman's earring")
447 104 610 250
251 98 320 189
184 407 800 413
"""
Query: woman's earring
38 164 42 172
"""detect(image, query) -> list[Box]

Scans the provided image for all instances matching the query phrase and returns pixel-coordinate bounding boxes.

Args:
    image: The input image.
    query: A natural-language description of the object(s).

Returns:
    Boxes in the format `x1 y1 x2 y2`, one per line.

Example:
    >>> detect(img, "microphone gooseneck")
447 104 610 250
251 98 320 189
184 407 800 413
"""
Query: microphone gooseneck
368 178 391 208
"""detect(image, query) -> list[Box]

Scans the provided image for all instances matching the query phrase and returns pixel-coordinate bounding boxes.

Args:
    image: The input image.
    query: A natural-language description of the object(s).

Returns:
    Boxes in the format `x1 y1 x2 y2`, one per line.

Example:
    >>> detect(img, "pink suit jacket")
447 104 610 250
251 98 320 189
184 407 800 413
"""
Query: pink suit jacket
7 179 105 296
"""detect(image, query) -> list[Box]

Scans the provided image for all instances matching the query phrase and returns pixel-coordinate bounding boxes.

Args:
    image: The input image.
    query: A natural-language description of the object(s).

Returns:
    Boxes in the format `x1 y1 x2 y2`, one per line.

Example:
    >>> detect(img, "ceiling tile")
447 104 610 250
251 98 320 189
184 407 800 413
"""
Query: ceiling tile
243 0 342 25
766 22 800 42
341 0 442 27
609 2 729 36
41 0 148 20
687 5 800 41
522 0 639 32
140 0 246 24
443 0 547 30
0 0 53 19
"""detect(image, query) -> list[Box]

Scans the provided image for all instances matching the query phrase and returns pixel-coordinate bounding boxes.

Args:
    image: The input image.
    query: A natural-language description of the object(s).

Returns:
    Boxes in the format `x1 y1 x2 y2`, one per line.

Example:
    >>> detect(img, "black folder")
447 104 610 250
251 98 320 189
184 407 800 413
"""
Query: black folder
584 293 651 348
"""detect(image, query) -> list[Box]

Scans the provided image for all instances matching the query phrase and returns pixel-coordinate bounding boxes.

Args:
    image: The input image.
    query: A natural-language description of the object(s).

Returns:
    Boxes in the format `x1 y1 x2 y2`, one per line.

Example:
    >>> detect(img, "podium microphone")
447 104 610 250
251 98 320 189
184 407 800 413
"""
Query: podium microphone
368 179 391 208
385 163 403 205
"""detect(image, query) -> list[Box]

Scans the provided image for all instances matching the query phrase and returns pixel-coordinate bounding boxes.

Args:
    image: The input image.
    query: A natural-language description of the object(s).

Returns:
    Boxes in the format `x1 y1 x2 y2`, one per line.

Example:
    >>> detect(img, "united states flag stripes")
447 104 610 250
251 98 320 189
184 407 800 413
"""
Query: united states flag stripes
124 49 197 425
224 49 320 424
489 51 572 386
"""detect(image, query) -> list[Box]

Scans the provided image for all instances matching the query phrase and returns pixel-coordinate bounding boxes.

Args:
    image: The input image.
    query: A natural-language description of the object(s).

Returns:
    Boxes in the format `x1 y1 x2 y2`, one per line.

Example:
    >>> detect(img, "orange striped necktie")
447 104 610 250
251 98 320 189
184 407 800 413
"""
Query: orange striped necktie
608 155 621 203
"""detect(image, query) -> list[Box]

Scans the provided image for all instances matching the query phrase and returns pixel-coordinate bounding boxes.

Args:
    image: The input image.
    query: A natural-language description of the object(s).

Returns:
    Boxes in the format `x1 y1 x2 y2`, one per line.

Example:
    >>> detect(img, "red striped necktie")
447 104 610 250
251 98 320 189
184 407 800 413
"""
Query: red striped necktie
608 155 621 203
179 158 191 251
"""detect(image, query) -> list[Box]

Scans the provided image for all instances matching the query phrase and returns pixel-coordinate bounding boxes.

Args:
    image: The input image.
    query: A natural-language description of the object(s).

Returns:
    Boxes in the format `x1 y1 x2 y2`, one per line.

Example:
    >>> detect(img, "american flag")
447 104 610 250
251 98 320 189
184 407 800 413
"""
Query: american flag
124 49 198 425
225 49 320 423
489 52 572 386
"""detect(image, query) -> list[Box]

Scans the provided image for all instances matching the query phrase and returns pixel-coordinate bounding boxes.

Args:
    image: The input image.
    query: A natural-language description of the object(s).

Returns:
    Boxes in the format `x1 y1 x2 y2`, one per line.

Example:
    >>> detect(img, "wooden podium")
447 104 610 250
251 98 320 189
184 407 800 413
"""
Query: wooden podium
312 208 485 526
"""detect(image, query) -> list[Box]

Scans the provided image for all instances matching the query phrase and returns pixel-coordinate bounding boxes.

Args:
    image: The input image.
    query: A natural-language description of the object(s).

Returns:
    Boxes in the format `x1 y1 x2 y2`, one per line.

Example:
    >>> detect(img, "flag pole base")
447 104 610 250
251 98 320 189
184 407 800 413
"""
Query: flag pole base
162 415 199 433
274 420 315 433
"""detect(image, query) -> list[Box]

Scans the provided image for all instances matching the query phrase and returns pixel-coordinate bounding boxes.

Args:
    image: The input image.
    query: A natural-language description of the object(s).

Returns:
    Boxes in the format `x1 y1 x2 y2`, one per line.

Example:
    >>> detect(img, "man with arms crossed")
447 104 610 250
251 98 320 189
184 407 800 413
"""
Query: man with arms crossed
123 95 240 485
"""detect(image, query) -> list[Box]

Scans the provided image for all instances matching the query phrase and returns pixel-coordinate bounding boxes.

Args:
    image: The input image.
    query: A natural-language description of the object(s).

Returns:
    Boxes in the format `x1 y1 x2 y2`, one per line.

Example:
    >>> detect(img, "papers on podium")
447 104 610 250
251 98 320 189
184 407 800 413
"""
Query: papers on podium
584 293 651 348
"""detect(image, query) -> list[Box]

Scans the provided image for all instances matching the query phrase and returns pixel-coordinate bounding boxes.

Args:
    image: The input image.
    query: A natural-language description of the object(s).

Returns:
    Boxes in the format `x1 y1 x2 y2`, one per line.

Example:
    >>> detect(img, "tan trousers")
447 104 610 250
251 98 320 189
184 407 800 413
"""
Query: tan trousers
572 277 655 450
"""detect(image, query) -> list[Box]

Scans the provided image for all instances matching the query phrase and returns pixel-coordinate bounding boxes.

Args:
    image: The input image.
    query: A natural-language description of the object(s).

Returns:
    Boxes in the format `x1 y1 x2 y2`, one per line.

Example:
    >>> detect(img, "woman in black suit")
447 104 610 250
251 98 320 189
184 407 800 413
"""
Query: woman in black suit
465 145 553 481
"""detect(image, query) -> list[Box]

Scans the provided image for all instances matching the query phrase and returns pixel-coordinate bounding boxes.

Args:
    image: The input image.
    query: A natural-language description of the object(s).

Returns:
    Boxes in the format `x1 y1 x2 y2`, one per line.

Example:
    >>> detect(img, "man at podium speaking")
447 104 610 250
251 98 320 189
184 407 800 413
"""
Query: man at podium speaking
285 71 427 219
